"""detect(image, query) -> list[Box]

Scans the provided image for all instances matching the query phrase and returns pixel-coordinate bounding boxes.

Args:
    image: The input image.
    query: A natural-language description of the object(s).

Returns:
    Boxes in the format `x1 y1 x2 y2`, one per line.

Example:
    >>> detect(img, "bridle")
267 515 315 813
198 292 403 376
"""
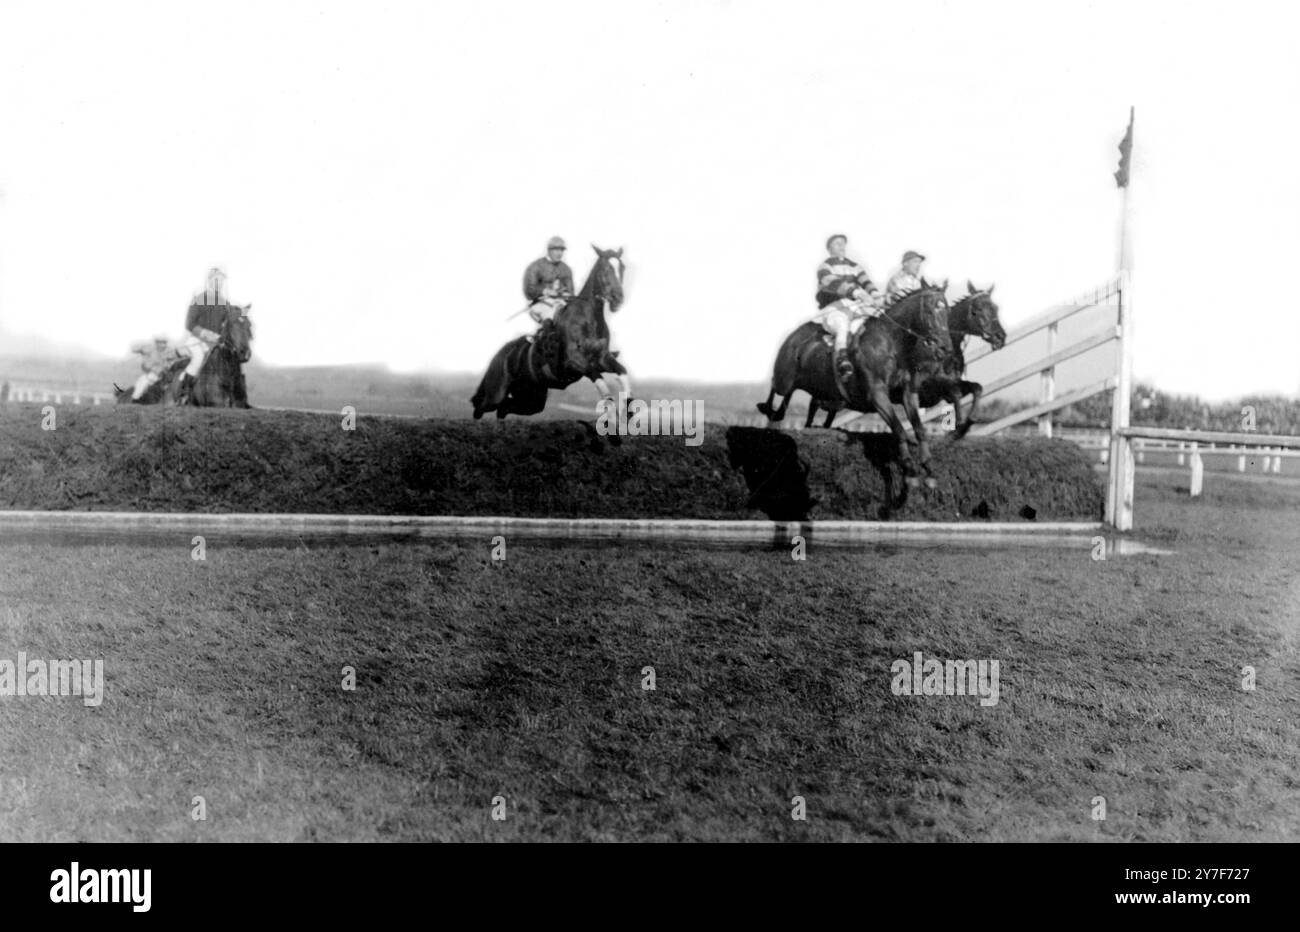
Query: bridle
219 306 253 363
875 289 949 347
600 256 624 312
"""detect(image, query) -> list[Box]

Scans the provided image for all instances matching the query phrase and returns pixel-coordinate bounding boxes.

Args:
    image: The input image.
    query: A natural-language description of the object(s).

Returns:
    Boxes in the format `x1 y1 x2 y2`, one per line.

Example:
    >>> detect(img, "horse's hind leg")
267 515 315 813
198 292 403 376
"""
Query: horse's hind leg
822 406 837 429
804 400 819 429
757 385 794 424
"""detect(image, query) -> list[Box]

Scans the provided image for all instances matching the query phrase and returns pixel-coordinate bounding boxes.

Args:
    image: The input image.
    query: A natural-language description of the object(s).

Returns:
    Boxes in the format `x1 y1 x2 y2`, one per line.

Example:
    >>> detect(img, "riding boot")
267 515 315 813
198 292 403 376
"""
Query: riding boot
834 348 854 379
174 374 193 406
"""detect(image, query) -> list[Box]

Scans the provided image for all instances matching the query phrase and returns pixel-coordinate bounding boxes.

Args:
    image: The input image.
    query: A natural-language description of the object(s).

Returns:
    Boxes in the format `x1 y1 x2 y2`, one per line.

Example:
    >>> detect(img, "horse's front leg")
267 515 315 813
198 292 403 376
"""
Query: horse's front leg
869 382 919 486
938 379 966 441
900 377 935 489
954 380 982 438
592 372 632 423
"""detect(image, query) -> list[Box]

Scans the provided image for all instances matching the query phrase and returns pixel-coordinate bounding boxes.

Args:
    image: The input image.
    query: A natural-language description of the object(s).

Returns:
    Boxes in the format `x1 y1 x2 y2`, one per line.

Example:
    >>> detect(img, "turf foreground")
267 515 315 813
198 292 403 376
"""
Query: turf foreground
0 404 1102 521
0 471 1297 842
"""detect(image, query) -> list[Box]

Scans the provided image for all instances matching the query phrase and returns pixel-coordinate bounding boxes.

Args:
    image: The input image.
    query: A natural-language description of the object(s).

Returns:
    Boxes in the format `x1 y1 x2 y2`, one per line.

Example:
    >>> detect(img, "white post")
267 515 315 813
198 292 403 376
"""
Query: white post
1189 443 1203 497
1039 321 1057 438
1106 109 1136 532
1106 275 1135 530
1237 449 1246 473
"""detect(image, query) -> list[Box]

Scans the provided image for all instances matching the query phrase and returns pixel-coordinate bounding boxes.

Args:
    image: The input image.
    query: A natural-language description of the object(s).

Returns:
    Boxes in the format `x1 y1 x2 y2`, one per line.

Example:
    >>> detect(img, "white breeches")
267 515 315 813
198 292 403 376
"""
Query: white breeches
181 332 218 376
131 372 160 399
815 299 874 351
527 296 566 323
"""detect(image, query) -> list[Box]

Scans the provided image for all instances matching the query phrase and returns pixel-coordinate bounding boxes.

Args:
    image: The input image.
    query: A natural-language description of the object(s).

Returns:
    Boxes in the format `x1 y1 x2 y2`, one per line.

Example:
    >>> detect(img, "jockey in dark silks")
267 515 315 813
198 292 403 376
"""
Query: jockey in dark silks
516 236 574 376
175 266 250 406
522 236 574 340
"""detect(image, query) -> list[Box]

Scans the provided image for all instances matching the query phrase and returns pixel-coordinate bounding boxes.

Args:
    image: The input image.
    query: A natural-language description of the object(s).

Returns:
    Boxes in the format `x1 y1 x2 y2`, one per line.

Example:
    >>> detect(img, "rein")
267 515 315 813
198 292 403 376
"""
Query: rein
875 292 948 345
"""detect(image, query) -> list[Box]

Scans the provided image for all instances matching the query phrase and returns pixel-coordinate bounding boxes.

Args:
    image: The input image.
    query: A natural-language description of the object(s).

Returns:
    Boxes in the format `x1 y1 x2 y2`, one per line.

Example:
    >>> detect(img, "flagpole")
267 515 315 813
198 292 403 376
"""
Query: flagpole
1107 107 1136 531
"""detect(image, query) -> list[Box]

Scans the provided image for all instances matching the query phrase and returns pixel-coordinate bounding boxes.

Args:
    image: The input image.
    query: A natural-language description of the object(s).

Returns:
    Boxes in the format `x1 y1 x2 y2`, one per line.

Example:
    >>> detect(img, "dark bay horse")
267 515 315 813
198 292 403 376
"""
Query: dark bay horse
184 305 253 408
757 284 952 483
113 357 188 405
472 246 627 419
806 281 1006 437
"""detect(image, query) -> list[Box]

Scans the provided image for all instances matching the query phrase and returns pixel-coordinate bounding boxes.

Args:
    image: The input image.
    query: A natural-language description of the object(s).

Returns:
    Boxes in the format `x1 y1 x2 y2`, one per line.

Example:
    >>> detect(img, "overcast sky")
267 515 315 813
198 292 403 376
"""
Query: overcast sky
1 0 1297 400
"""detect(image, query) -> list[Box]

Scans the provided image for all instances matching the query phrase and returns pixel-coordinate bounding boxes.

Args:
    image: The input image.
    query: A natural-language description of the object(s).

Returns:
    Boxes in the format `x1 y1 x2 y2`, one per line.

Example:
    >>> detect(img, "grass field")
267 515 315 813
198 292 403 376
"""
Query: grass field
1 469 1296 841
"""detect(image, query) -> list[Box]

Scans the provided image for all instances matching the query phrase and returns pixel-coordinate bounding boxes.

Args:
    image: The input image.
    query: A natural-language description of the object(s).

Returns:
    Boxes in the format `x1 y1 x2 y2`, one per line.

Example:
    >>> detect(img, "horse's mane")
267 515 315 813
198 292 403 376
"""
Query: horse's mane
949 290 993 312
884 283 946 323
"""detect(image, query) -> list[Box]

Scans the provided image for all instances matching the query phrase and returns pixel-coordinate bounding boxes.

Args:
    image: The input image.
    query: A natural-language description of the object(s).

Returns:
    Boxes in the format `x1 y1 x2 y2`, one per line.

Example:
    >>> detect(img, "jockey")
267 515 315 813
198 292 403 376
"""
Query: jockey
129 335 181 401
176 266 231 405
884 250 926 307
521 236 574 342
814 234 883 378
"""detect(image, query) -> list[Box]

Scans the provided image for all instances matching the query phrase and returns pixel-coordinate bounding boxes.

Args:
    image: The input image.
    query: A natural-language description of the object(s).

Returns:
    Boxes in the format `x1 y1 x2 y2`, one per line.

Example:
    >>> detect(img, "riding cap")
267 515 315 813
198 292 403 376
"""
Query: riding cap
826 234 848 251
153 334 169 343
547 236 567 250
902 250 926 263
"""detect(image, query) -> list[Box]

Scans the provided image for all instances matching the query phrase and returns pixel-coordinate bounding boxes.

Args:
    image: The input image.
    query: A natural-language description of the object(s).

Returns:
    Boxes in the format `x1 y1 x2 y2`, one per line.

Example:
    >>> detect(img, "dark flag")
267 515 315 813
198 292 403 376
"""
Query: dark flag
1114 107 1134 188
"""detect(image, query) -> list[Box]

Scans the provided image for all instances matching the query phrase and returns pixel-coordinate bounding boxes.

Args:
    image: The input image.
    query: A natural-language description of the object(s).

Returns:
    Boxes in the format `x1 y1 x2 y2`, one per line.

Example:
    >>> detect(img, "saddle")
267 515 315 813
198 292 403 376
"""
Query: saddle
817 315 869 347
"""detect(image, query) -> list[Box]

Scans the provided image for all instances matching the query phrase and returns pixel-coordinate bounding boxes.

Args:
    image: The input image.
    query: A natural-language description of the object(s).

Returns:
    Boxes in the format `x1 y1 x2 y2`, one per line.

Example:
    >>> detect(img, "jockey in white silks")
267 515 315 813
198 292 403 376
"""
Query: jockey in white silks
812 234 884 379
884 250 927 307
130 335 182 400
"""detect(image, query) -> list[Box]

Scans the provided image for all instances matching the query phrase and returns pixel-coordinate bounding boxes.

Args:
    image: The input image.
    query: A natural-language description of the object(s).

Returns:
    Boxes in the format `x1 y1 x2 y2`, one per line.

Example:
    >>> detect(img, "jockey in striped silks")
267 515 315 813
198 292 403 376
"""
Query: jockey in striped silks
813 234 884 379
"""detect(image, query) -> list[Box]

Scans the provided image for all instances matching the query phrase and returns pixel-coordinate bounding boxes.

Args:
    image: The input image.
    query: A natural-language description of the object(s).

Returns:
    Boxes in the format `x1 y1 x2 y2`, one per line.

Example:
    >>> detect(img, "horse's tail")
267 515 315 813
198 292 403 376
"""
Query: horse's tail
472 339 519 418
470 378 488 417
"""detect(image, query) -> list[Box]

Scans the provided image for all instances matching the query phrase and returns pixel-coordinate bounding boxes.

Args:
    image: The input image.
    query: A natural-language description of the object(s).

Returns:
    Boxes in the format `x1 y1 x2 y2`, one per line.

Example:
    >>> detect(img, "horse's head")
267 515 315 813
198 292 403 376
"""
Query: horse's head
960 280 1005 349
590 244 625 313
222 304 254 363
910 278 951 358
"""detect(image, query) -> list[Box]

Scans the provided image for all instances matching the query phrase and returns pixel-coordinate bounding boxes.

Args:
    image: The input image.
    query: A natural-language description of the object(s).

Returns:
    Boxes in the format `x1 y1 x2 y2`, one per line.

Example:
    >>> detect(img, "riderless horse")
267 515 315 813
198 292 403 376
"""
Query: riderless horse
757 283 953 485
472 246 629 420
805 282 1006 437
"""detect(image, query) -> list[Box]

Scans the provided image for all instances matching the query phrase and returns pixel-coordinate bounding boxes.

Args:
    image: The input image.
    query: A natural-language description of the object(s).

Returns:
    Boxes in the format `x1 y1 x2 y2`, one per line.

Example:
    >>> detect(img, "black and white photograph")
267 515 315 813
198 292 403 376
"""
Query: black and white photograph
0 0 1295 908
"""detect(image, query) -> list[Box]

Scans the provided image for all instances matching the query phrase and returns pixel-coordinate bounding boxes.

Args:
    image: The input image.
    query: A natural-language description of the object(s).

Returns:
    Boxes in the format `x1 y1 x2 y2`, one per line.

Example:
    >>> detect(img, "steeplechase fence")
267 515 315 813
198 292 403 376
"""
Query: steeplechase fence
854 273 1300 530
1 382 116 406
